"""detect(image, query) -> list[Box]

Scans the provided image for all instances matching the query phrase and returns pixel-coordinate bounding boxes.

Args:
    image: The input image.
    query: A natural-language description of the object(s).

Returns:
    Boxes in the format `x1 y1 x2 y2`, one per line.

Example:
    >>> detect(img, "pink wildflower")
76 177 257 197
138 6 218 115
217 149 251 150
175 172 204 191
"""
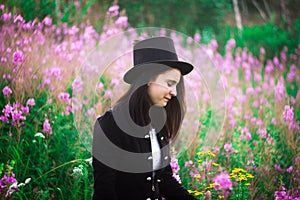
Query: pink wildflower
214 172 232 190
286 166 293 173
43 119 52 135
2 86 12 96
26 98 35 106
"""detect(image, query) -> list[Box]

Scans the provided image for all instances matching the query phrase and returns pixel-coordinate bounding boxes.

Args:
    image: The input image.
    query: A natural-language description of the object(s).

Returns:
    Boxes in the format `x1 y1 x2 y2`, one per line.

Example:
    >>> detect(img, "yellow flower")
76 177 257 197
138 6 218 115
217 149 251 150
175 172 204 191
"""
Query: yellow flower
188 190 194 194
218 195 225 199
208 151 216 157
246 173 254 179
188 190 202 196
194 191 203 196
206 183 219 189
194 174 201 179
237 175 247 181
245 183 251 186
196 151 216 158
232 168 246 173
197 159 203 163
213 163 219 167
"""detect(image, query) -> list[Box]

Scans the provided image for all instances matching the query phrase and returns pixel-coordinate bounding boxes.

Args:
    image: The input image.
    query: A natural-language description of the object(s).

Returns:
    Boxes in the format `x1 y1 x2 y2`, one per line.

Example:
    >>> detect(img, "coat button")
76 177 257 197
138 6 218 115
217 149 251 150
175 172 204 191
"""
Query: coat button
164 156 168 160
148 156 152 160
157 179 161 182
146 198 151 200
145 134 150 139
160 136 164 140
146 177 151 181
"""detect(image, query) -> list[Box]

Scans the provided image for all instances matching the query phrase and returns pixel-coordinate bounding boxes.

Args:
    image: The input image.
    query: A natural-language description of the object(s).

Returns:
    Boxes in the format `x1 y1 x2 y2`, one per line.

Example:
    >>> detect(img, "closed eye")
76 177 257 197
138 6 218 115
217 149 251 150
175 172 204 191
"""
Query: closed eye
167 80 177 87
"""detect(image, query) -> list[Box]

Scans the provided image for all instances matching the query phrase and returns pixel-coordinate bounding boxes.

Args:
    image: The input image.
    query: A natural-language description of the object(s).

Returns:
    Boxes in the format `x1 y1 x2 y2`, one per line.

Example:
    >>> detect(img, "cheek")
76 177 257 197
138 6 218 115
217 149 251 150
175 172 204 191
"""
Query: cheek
148 85 157 100
148 85 166 99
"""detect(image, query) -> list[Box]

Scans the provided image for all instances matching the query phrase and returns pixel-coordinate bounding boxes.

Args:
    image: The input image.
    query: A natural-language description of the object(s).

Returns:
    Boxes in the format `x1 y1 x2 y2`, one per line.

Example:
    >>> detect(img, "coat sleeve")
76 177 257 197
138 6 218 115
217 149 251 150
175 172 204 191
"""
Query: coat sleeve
92 112 120 200
92 157 119 200
159 164 197 200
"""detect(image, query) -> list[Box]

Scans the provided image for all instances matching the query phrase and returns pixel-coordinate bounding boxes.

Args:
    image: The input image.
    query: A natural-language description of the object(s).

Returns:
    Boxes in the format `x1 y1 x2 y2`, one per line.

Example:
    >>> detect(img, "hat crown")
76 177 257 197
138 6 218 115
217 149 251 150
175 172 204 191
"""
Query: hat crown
123 36 194 84
133 37 178 66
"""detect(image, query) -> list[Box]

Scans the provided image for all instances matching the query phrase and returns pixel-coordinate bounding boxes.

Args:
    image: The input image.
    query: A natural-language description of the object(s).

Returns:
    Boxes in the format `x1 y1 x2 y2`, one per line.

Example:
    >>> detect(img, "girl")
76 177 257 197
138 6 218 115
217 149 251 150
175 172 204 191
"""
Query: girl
92 37 210 200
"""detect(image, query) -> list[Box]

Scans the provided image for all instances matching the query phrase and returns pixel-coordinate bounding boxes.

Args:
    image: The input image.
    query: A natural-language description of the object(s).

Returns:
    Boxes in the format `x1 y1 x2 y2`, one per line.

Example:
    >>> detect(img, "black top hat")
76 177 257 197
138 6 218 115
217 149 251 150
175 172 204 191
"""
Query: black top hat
123 37 194 84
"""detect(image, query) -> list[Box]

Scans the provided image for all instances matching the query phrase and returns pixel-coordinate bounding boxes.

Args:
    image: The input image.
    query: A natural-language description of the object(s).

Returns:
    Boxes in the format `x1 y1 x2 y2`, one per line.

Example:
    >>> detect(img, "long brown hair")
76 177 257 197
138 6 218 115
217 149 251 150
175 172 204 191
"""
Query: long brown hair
111 67 186 140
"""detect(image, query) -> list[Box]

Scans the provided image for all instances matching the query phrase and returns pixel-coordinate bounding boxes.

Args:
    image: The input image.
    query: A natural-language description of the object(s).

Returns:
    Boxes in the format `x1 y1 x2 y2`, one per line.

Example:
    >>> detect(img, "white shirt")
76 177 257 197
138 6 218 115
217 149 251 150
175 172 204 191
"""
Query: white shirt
149 128 161 172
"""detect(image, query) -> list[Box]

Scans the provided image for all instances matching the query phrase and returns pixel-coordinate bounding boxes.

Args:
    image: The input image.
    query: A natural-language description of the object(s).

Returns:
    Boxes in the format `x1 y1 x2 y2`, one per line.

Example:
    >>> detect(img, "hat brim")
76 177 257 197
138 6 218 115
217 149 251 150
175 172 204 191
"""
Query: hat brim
123 60 194 84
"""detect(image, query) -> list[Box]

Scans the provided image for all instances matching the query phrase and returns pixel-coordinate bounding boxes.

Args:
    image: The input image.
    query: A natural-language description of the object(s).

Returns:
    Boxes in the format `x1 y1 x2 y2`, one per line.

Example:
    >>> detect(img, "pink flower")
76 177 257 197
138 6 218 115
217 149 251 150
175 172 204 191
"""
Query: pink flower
21 106 29 113
49 67 62 79
283 105 295 129
74 1 81 9
2 86 12 96
186 36 193 44
260 47 266 55
170 158 181 183
252 100 259 108
47 99 53 104
0 115 9 123
287 64 296 82
103 90 112 99
1 57 7 63
42 16 52 26
224 143 234 152
43 119 52 135
96 83 104 91
265 60 274 73
184 160 193 167
194 32 201 43
110 78 119 87
0 172 18 197
108 5 119 12
271 118 277 125
246 87 254 95
58 92 71 104
72 77 83 93
26 98 35 106
274 164 282 171
296 156 300 163
65 106 74 115
214 172 232 190
286 166 293 173
256 128 267 138
13 14 25 24
226 39 236 51
12 50 24 65
273 56 280 66
210 39 218 51
2 12 12 22
107 5 119 16
2 104 13 117
274 77 285 102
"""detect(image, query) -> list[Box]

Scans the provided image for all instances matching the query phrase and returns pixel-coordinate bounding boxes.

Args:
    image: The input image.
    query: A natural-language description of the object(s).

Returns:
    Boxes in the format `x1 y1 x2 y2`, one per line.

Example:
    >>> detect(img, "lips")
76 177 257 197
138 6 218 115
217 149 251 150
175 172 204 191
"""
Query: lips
163 97 170 102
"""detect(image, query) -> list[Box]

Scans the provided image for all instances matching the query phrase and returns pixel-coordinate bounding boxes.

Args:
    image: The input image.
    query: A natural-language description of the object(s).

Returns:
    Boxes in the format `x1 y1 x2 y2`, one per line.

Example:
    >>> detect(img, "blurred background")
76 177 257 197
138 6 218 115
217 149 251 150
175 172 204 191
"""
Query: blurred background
0 1 299 199
2 0 300 58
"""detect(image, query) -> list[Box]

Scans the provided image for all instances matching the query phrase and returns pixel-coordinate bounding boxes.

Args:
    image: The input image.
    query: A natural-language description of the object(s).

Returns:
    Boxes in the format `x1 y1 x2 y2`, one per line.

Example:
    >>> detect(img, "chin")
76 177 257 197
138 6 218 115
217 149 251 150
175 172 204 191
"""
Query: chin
153 102 166 107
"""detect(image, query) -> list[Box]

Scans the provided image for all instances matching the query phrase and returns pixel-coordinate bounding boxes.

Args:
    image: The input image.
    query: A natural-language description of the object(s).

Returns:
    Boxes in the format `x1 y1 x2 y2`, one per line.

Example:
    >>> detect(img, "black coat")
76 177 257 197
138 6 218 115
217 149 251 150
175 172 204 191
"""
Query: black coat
92 108 196 200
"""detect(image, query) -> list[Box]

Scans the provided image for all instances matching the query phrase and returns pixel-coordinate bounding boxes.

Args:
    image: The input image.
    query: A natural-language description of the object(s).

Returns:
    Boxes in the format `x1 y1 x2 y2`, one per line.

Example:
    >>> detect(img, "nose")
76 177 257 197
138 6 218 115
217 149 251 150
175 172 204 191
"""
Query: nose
169 88 177 97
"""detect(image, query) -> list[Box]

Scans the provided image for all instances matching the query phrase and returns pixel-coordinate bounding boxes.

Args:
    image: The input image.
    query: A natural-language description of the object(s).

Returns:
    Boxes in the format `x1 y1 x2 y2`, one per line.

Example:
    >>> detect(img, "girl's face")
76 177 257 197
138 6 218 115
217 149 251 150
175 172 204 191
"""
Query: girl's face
147 68 181 107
